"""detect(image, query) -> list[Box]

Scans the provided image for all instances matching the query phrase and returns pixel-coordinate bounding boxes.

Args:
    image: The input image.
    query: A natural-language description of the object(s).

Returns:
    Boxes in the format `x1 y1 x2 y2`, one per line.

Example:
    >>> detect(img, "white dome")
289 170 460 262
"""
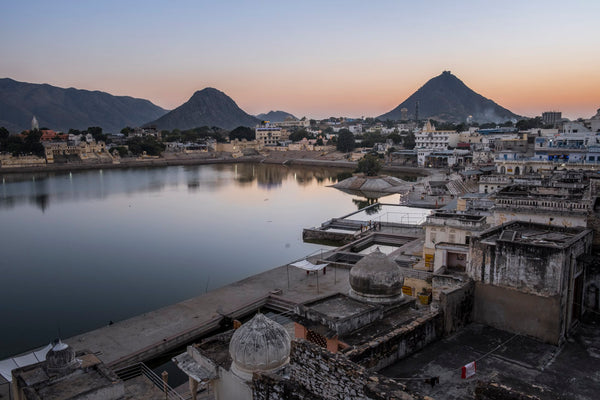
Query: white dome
229 313 290 380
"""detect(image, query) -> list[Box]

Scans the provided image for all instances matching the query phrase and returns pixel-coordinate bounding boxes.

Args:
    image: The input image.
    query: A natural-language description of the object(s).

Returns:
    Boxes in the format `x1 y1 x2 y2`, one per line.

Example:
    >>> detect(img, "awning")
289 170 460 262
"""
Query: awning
0 343 52 382
290 260 328 271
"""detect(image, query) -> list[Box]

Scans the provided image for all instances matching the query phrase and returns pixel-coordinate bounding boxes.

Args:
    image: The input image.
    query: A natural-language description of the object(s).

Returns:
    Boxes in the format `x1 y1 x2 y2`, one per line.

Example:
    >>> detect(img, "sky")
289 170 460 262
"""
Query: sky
1 0 599 120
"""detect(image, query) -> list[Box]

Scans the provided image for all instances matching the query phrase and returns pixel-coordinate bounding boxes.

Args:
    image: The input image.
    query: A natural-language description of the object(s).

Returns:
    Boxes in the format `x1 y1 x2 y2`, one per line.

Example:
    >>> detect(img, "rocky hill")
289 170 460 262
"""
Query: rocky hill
0 78 168 133
256 110 297 122
378 71 520 123
147 88 259 131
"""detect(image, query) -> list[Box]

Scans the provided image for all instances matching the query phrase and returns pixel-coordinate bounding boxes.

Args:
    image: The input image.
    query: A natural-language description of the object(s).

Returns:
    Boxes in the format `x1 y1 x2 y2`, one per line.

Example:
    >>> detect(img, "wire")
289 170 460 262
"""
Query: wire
393 332 520 381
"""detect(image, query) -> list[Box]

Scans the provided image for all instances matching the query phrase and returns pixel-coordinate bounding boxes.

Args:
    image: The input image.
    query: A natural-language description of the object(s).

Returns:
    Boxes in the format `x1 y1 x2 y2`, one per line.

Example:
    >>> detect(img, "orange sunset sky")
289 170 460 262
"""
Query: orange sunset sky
1 0 599 120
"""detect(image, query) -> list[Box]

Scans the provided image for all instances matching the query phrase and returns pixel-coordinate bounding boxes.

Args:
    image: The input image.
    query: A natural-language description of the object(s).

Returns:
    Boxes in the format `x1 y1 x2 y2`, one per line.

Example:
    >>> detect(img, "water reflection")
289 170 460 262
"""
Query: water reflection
352 198 382 214
0 162 424 358
0 164 358 212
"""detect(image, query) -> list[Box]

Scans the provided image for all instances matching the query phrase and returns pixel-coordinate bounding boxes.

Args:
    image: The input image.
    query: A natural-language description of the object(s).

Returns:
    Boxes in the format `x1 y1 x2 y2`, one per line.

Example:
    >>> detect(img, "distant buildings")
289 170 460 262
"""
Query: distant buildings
542 111 562 126
255 123 281 146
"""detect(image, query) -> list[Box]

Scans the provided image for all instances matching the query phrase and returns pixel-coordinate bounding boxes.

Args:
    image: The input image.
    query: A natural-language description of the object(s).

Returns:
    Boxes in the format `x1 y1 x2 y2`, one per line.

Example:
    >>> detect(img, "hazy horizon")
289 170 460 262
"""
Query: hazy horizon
2 0 599 120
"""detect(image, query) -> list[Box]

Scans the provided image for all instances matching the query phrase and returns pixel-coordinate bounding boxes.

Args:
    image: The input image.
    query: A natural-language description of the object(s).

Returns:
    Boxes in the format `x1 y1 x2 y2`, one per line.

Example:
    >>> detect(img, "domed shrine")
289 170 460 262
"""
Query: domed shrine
229 313 290 380
45 340 80 375
349 247 404 304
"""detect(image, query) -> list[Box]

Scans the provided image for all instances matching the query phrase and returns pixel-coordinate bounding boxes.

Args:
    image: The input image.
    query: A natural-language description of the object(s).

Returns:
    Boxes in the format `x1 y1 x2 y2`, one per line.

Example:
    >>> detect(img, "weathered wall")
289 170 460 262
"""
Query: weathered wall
493 210 587 229
344 311 441 372
439 279 474 335
473 283 561 344
252 372 323 400
469 239 565 296
259 339 424 400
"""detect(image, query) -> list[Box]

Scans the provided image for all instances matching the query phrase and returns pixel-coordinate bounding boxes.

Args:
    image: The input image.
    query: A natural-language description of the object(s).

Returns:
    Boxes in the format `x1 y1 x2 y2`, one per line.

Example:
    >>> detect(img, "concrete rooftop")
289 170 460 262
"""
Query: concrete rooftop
381 316 600 400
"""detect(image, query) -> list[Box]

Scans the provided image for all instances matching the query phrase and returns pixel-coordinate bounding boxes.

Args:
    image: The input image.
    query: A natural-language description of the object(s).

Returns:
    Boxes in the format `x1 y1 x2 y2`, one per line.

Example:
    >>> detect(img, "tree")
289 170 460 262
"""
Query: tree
120 126 133 135
336 129 355 152
403 131 416 149
355 154 382 176
229 126 254 141
289 129 312 142
388 132 402 144
126 136 165 156
0 126 9 140
86 126 106 142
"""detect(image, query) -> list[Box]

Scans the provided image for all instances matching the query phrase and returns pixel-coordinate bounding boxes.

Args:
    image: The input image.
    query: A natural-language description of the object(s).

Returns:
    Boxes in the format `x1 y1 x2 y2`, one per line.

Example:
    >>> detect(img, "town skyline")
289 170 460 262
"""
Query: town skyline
2 0 599 120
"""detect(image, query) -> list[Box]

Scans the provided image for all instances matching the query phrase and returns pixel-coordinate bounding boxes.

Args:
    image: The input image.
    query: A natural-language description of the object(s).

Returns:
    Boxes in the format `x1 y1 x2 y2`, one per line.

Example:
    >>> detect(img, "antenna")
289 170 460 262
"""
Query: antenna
415 101 420 123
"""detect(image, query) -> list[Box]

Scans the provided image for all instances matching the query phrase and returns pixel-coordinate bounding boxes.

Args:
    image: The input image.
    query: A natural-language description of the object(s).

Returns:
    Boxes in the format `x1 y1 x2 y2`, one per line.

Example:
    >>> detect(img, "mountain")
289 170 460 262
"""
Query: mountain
0 78 168 133
256 110 297 122
377 71 520 123
147 88 259 131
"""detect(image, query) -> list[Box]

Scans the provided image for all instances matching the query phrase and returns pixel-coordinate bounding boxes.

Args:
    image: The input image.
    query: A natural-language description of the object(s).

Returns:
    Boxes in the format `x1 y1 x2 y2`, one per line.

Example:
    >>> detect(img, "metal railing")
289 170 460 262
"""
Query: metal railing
114 362 185 400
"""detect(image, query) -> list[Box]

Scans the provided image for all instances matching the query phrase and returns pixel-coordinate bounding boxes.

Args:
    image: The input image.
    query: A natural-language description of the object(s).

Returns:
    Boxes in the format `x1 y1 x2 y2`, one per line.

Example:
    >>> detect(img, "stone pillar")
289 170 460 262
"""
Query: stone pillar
189 377 199 400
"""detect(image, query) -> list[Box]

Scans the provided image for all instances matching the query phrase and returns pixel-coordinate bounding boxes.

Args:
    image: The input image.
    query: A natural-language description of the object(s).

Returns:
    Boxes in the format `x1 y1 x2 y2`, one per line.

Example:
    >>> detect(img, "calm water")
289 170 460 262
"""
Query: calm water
0 163 418 358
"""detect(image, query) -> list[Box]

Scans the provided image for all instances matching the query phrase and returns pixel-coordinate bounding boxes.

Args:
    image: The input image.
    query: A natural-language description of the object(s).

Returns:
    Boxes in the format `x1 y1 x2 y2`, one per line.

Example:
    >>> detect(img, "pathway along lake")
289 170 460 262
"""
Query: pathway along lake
0 163 426 358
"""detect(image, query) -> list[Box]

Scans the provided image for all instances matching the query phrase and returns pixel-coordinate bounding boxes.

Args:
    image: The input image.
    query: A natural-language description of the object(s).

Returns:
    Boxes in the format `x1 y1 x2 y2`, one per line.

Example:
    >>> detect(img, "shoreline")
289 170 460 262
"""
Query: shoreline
0 153 431 176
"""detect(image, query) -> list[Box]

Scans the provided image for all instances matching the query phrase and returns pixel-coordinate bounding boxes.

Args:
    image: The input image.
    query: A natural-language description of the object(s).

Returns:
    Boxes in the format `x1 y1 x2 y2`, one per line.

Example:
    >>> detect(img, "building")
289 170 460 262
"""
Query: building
415 121 459 151
491 184 592 228
422 211 489 273
255 124 281 146
173 313 291 400
400 108 408 120
468 221 593 344
542 111 562 126
10 341 125 400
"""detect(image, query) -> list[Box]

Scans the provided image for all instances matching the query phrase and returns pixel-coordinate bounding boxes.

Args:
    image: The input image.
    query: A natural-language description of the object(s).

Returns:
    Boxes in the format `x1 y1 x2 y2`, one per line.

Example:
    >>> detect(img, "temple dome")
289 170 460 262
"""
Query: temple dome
229 313 290 380
349 248 404 304
45 340 80 375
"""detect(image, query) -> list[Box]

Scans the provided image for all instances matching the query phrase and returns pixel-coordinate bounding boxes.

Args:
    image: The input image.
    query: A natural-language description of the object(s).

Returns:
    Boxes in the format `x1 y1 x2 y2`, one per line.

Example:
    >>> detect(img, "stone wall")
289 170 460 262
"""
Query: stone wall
258 339 425 400
344 311 441 371
253 371 324 400
439 279 474 335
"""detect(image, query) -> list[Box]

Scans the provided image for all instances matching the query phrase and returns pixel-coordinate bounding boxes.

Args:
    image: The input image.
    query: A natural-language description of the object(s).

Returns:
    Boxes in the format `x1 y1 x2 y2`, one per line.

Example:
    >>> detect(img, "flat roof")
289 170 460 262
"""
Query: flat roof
305 293 377 320
380 320 600 400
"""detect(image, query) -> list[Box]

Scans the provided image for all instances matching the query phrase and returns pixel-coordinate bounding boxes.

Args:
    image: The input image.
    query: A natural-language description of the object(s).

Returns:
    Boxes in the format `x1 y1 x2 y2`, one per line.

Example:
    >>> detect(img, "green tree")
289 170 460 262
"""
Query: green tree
86 126 106 142
388 132 402 144
289 128 313 142
229 126 254 141
355 153 382 176
336 129 355 152
120 126 133 135
126 136 165 156
403 131 416 149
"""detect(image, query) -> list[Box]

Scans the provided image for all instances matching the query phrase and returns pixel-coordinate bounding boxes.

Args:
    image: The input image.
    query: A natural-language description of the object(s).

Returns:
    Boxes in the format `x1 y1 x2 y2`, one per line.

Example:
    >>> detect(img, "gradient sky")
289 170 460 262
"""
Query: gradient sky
1 0 599 120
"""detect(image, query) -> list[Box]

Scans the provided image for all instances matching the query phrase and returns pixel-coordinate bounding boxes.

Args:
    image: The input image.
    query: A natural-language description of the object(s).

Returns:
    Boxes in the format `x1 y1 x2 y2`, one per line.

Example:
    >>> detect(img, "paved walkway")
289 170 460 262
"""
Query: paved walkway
67 264 350 367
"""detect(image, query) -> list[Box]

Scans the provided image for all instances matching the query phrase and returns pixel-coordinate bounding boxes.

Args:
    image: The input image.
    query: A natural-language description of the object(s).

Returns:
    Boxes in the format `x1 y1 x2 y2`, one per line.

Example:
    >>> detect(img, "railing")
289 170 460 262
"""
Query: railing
114 362 185 400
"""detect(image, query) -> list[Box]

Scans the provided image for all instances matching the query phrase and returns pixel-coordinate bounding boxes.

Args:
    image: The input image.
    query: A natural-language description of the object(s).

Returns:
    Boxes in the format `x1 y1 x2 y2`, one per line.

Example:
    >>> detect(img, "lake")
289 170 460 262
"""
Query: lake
0 163 424 358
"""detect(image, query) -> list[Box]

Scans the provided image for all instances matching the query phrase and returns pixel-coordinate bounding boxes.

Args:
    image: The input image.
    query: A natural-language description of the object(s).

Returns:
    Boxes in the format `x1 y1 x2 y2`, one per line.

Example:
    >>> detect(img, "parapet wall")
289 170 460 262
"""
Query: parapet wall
344 311 441 371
